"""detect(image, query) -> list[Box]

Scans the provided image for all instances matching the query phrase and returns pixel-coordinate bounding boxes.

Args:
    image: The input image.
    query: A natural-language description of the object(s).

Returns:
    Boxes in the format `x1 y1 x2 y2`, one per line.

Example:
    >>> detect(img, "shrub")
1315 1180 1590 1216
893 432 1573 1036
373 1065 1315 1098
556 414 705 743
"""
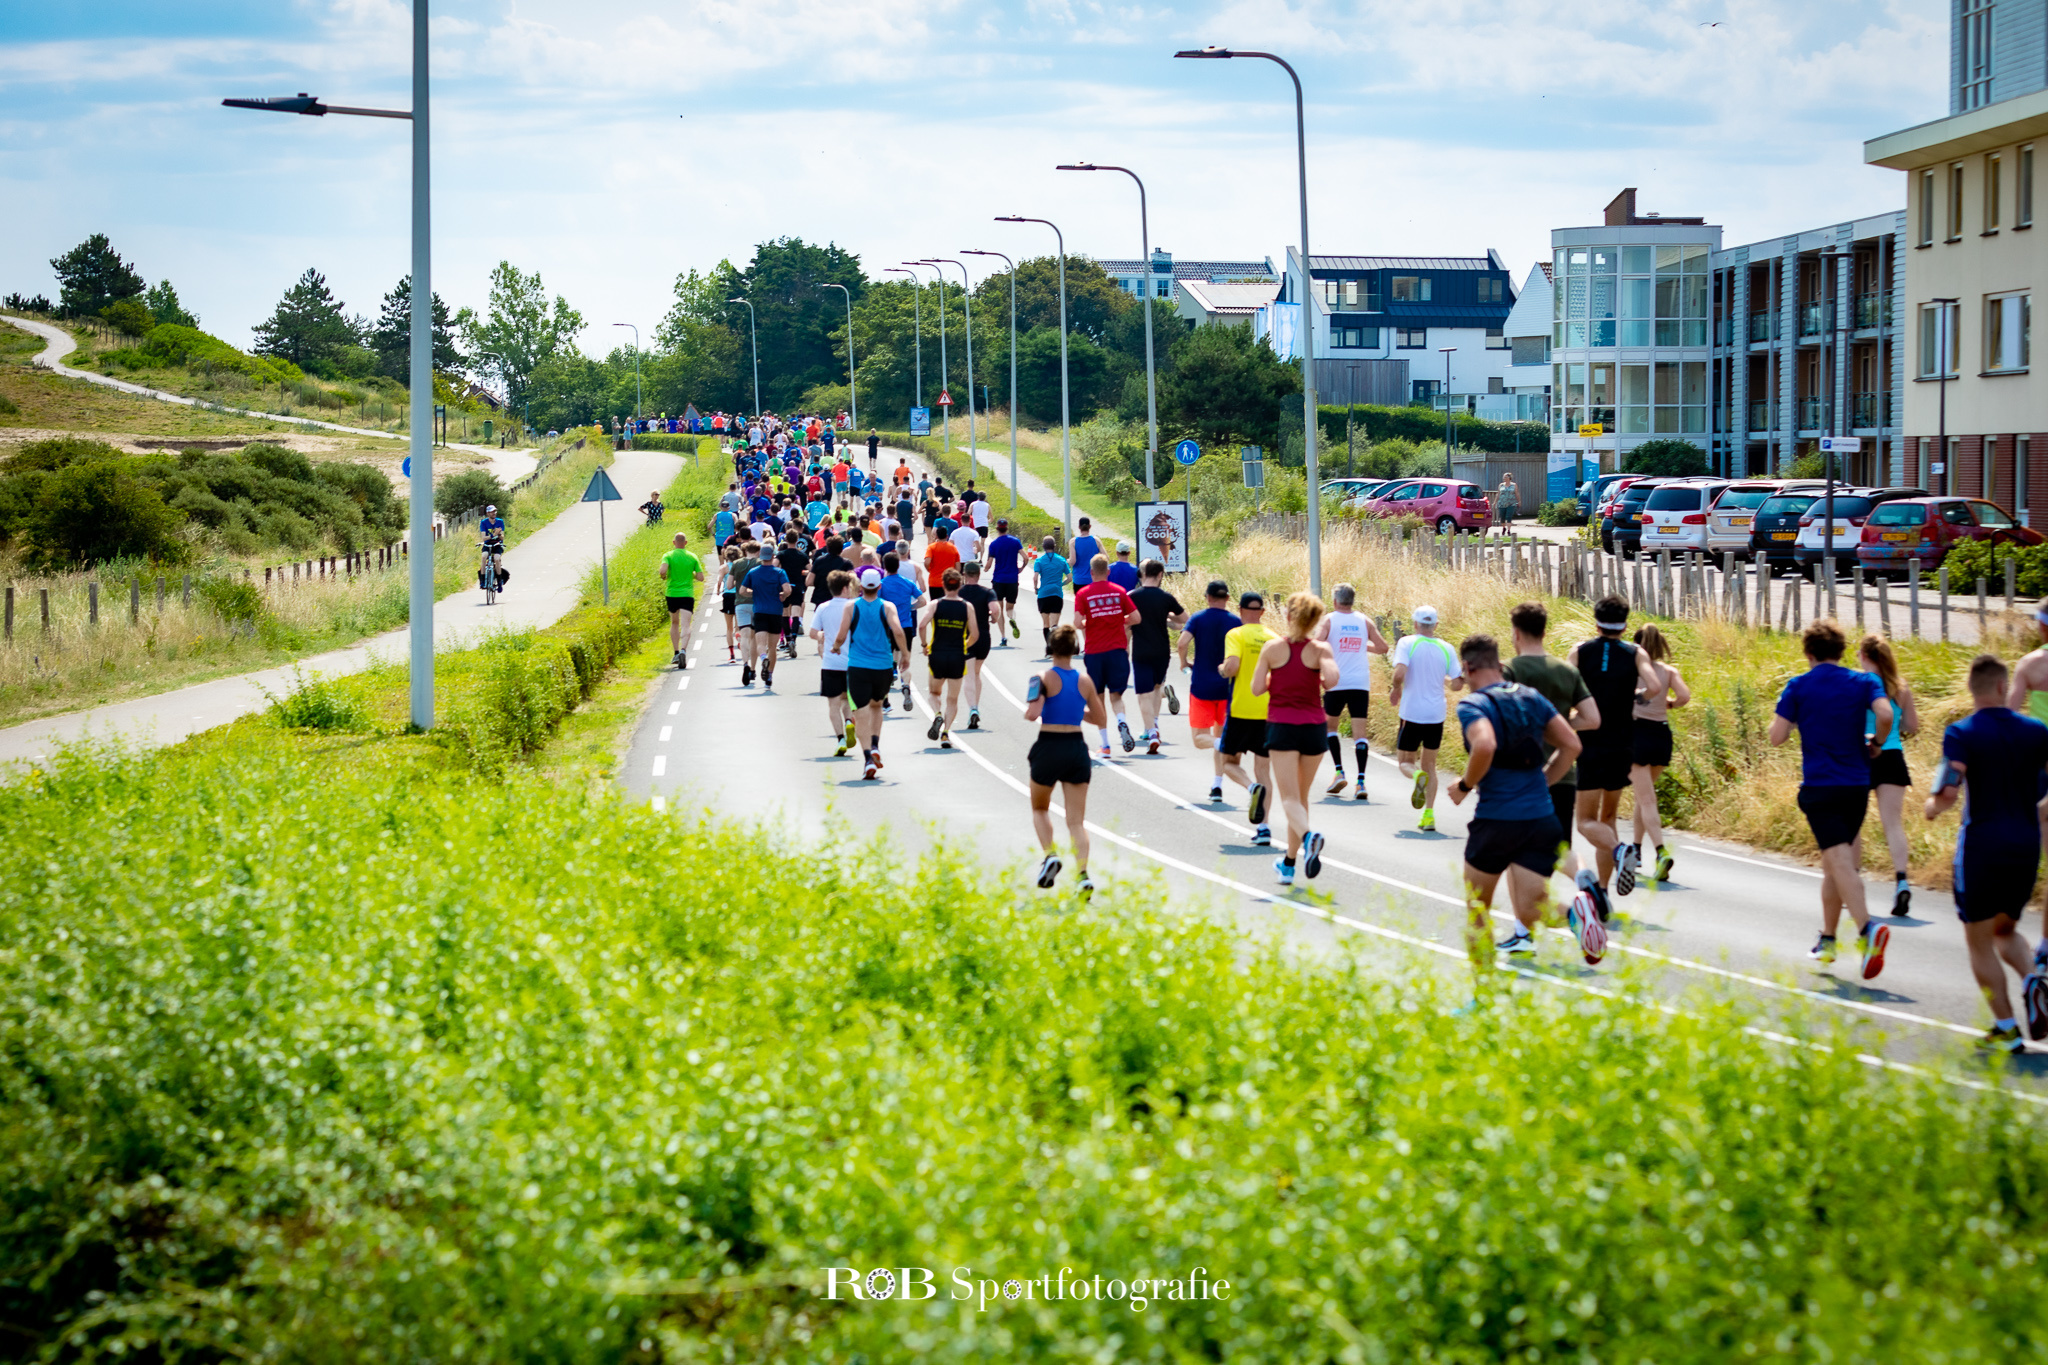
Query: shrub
0 393 17 416
1537 498 1582 526
1786 452 1826 479
17 460 187 569
1621 438 1709 476
1943 535 2048 595
2 436 126 473
100 297 154 336
263 668 369 731
194 574 263 626
435 468 508 519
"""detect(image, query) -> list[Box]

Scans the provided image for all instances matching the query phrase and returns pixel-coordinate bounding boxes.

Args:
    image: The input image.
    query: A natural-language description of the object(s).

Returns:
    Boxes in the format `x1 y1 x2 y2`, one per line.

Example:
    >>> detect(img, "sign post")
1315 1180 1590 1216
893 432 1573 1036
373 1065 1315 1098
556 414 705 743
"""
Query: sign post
1240 444 1264 497
1816 436 1862 566
1577 422 1606 490
1174 439 1201 467
582 465 624 604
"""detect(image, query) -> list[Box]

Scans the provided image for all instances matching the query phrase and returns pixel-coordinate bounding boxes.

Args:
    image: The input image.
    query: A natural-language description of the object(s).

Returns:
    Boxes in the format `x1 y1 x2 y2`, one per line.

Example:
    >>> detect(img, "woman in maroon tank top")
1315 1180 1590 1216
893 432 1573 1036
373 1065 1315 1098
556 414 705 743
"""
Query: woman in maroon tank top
1253 592 1342 883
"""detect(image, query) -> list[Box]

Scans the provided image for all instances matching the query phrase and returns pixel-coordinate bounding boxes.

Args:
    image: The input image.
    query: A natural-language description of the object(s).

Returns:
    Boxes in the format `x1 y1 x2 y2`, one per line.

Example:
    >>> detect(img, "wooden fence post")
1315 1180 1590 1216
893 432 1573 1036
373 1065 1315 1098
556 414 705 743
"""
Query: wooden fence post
1939 565 1950 643
156 576 165 613
1978 576 1989 640
40 588 50 634
88 582 98 625
183 573 192 607
4 586 11 642
1879 575 1892 635
1852 565 1864 631
2006 558 2017 616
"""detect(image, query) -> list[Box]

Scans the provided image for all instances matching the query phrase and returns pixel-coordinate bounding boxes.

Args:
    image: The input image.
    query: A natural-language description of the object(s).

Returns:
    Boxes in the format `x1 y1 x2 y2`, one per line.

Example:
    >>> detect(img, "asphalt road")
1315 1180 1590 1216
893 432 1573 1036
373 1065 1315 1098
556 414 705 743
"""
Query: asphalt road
620 533 2048 1101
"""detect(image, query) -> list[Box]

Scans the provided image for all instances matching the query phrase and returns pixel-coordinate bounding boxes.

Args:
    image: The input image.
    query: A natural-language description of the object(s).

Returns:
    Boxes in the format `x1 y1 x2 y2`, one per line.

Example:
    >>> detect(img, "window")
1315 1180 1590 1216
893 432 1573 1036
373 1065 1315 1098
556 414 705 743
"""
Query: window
1918 436 1931 487
1972 500 2017 527
1961 0 1995 111
1321 279 1339 305
1950 163 1966 240
1919 301 1960 376
2021 146 2035 227
1511 335 1549 365
1619 363 1650 434
1485 327 1508 350
1985 292 2031 371
1987 153 2003 230
1476 278 1504 304
1984 437 1997 498
2020 435 2031 520
1335 327 1381 350
1341 279 1358 307
1155 279 1172 298
1395 327 1427 348
1391 276 1431 302
1919 168 1936 245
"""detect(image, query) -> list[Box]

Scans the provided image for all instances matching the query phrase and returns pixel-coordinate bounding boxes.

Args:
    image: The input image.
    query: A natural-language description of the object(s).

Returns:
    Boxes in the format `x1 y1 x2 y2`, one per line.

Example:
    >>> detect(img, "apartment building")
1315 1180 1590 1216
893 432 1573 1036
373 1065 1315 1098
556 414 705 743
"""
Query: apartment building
1096 250 1275 303
1864 0 2046 516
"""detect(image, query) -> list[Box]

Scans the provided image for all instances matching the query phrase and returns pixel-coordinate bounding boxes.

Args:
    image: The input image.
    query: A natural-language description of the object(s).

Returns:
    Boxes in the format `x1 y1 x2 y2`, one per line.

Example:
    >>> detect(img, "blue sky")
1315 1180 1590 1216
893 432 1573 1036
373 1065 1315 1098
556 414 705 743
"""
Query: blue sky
0 0 1945 354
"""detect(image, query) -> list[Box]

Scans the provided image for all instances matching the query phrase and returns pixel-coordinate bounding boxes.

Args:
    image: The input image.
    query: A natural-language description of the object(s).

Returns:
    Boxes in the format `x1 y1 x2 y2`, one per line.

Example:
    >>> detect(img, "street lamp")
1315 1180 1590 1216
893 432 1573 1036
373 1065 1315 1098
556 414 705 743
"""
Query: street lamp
928 259 978 483
963 248 1020 511
223 3 435 729
1175 45 1322 594
611 323 640 425
727 298 760 419
1932 295 1958 498
1439 346 1457 463
1059 161 1157 496
817 282 857 428
995 215 1072 540
883 267 922 409
907 262 950 454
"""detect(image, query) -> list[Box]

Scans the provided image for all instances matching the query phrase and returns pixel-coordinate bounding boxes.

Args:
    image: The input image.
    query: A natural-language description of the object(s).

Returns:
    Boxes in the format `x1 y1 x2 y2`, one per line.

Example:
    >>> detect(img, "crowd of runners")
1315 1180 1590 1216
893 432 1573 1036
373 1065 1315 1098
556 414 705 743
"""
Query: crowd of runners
649 418 2048 1051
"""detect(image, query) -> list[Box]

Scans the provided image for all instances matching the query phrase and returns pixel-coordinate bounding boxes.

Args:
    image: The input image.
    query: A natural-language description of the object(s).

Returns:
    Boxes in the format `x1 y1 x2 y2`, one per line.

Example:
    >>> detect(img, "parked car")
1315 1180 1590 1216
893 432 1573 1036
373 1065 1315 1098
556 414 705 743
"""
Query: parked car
1855 496 2043 578
1636 479 1734 557
1592 475 1652 553
1321 478 1382 503
1791 487 1929 578
1704 481 1785 559
1608 478 1673 558
1362 477 1493 533
1337 479 1397 509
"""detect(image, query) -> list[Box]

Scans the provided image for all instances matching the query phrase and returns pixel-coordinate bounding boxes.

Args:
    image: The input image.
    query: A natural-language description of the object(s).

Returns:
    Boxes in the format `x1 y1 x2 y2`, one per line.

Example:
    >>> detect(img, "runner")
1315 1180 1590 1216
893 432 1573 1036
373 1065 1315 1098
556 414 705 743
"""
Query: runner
833 566 913 780
1032 536 1070 652
866 428 881 471
810 570 858 756
1128 559 1186 754
1862 633 1922 916
657 531 705 671
923 528 961 585
1572 595 1663 909
1445 633 1597 967
1924 653 2048 1049
1216 591 1276 847
716 544 742 660
1627 623 1690 885
1070 517 1103 585
1501 601 1601 908
775 532 812 661
878 550 926 710
1106 542 1140 591
731 545 756 670
1024 623 1106 898
711 501 739 550
985 518 1024 644
808 535 853 656
741 543 793 689
918 568 978 748
1177 581 1240 803
1768 619 1895 979
1389 606 1463 832
1073 555 1141 757
1251 592 1340 884
949 515 982 565
1314 583 1387 799
957 560 996 729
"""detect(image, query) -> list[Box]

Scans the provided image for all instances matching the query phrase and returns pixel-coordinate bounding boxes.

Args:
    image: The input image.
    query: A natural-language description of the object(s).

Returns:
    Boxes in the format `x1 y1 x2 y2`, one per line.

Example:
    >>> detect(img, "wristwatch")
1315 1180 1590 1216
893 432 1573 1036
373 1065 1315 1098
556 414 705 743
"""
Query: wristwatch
1454 779 1472 794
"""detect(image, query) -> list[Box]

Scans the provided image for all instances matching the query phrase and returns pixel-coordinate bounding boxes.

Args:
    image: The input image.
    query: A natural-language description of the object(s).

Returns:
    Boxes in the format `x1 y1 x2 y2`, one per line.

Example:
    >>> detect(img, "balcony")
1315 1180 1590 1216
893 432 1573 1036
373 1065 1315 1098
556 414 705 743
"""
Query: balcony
1796 397 1830 430
1747 401 1777 430
1799 302 1827 337
1851 391 1892 429
1747 312 1779 344
1854 292 1893 329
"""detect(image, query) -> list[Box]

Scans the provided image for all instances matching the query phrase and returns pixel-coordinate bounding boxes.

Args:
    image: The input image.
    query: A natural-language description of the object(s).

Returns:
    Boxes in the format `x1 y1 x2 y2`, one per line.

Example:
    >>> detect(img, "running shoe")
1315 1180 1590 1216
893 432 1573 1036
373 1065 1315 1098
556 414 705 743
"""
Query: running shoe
834 734 851 757
1274 858 1296 887
1076 872 1095 901
1979 1023 2026 1054
1653 847 1674 883
1146 732 1161 755
1568 890 1608 965
1036 852 1063 888
1251 825 1272 847
1615 843 1639 897
1859 921 1890 981
863 758 878 780
1164 684 1180 716
2023 971 2048 1041
1247 782 1269 826
966 710 980 730
927 714 944 742
940 729 953 749
1099 744 1113 759
871 750 885 771
1808 934 1838 965
741 663 754 686
1354 775 1368 801
844 720 857 750
902 680 914 709
1418 809 1436 832
881 697 891 712
1011 618 1022 638
760 670 774 690
1497 930 1536 957
672 649 682 667
1409 769 1428 810
1326 773 1348 796
1208 785 1224 804
1302 831 1325 881
1891 881 1911 917
1118 719 1136 753
679 655 689 670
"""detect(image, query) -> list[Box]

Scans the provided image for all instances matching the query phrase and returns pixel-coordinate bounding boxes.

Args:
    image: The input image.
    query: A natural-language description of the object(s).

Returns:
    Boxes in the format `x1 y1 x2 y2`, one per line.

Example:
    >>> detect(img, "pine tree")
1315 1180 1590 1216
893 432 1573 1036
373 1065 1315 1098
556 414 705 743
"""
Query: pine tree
370 275 459 384
251 268 356 367
49 234 146 319
144 281 198 330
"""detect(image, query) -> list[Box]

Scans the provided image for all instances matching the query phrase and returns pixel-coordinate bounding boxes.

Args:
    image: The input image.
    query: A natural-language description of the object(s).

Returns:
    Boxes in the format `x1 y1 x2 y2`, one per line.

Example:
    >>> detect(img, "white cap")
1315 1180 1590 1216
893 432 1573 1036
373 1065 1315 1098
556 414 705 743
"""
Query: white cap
857 566 884 588
1412 605 1439 626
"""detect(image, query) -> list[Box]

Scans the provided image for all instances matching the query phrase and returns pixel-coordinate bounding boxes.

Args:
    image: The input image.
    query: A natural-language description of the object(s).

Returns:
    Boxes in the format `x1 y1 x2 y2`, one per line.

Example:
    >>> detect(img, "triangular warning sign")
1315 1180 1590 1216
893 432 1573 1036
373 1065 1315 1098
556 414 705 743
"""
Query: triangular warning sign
581 466 624 502
936 389 953 407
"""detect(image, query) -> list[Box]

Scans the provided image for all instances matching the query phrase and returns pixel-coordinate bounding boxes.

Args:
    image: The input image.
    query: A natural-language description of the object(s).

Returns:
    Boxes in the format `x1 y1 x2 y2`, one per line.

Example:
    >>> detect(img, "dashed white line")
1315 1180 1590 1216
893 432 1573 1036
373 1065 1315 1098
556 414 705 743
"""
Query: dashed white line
651 755 667 777
668 701 681 715
651 794 667 811
658 726 673 743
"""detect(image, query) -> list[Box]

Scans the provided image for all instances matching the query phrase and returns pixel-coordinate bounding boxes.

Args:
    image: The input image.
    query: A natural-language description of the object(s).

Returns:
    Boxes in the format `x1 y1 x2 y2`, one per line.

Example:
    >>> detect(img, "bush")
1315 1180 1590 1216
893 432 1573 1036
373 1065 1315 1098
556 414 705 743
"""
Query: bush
16 460 187 569
194 574 263 626
1537 498 1582 526
263 669 369 731
1943 536 2048 595
2 435 125 474
100 297 154 336
435 468 508 519
1318 403 1549 454
1622 438 1709 477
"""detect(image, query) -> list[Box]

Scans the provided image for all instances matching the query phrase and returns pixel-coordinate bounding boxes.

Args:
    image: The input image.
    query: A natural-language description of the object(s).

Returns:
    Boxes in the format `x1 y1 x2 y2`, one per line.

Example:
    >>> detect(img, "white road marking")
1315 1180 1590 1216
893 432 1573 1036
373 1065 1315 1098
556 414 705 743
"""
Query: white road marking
679 676 690 690
668 701 680 715
658 726 672 743
651 755 667 777
651 795 666 811
1677 842 1826 880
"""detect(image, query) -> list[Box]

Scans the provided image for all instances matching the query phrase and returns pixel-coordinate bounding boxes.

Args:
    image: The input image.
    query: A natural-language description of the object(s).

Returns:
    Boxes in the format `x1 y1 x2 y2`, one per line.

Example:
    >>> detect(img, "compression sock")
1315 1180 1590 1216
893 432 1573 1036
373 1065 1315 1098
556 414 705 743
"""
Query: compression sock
1326 734 1344 770
1355 740 1370 773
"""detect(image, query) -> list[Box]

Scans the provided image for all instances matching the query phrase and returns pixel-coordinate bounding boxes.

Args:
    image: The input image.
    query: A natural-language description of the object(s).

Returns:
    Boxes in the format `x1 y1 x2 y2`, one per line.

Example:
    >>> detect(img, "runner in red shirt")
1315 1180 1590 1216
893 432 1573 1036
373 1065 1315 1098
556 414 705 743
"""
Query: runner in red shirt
1073 554 1141 756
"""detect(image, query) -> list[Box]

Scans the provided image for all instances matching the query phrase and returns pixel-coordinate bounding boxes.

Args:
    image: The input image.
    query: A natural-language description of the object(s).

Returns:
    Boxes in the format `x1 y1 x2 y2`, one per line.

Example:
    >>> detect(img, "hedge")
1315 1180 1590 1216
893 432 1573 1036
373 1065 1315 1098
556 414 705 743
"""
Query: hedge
1318 402 1549 454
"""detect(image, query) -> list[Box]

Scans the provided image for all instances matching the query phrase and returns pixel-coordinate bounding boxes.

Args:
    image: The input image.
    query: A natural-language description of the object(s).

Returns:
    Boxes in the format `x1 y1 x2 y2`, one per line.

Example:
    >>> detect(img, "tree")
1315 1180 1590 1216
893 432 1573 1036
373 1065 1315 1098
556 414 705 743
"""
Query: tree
524 354 616 431
1014 326 1114 422
101 298 154 337
144 281 198 329
1158 322 1299 448
993 255 1132 345
1622 438 1709 477
455 261 585 408
434 468 508 519
727 238 865 412
19 460 187 569
50 234 147 319
252 268 357 368
656 264 743 349
369 275 460 385
647 321 745 416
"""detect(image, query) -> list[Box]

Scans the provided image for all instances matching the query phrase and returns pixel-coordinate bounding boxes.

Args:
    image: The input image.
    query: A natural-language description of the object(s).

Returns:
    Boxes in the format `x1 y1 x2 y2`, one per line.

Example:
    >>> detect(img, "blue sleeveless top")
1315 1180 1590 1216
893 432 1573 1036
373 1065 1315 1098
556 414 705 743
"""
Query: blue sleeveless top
1042 665 1085 726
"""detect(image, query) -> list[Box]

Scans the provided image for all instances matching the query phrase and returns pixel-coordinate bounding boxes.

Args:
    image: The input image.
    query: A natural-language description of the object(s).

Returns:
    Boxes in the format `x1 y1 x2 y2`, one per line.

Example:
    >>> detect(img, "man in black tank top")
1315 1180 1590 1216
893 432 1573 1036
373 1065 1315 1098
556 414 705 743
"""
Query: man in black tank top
1572 595 1666 908
918 568 978 747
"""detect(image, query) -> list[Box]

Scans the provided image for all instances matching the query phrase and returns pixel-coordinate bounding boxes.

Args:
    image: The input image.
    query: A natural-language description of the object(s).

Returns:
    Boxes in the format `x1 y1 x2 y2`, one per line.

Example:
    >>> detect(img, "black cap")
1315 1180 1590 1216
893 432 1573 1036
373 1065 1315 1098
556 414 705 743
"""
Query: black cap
1239 591 1265 608
1206 579 1230 599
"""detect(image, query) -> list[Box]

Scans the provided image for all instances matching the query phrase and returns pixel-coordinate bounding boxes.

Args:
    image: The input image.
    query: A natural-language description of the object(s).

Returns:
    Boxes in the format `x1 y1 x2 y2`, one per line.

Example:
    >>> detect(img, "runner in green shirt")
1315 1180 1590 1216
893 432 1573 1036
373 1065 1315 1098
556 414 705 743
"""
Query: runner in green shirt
658 532 706 670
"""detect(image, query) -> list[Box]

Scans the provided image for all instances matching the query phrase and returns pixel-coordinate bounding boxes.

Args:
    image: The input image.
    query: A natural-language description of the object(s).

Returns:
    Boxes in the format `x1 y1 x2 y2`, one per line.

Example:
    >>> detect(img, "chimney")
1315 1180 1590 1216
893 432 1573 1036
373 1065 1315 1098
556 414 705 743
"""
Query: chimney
1604 188 1638 227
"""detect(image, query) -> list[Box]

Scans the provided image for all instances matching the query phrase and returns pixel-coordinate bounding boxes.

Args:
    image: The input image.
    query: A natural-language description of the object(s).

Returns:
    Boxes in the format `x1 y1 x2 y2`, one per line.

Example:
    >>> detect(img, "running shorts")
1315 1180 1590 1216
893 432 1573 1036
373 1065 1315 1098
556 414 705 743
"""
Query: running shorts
1265 720 1329 754
929 654 966 681
821 668 848 699
1132 656 1168 696
848 666 895 709
1084 650 1131 696
967 637 990 663
1549 782 1577 844
1465 814 1565 877
993 582 1019 605
721 591 738 616
665 595 696 614
1221 715 1269 757
1796 783 1869 852
1954 843 2041 923
752 613 785 636
1396 720 1445 753
1632 719 1673 769
1037 595 1063 617
1869 749 1911 789
736 602 755 630
1028 731 1093 787
1324 688 1370 720
1189 696 1229 730
1577 740 1632 793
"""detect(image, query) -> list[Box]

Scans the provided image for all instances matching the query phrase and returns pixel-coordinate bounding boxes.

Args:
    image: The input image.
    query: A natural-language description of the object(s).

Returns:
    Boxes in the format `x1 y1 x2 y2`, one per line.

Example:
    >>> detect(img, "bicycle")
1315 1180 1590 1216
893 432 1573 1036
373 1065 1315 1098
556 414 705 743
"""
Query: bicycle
479 538 507 604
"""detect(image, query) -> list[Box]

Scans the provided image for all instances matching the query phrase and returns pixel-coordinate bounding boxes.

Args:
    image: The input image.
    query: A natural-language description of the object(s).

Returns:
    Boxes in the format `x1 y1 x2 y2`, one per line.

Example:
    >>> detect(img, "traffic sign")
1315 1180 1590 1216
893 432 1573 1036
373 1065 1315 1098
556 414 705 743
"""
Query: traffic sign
402 456 411 478
1174 439 1201 466
581 467 623 502
936 390 953 408
1819 436 1862 454
1239 445 1262 463
1578 423 1605 438
1243 460 1265 489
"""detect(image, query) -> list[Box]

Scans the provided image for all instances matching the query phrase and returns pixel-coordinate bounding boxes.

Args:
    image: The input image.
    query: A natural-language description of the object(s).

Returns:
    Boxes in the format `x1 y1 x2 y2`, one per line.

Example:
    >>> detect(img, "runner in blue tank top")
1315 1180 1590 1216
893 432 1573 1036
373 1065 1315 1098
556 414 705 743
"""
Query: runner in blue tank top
1024 623 1106 898
831 566 911 780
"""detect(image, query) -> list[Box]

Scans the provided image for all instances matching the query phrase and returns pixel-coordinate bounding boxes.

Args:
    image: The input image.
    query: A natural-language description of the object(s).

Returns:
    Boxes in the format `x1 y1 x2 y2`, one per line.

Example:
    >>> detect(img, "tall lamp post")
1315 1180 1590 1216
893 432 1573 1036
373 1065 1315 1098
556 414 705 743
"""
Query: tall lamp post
928 259 978 482
907 262 949 454
611 323 640 425
883 267 922 409
1175 46 1321 593
1932 296 1958 497
995 215 1072 540
963 248 1020 510
727 297 760 419
818 282 857 427
1058 161 1158 496
223 2 435 728
1439 346 1457 461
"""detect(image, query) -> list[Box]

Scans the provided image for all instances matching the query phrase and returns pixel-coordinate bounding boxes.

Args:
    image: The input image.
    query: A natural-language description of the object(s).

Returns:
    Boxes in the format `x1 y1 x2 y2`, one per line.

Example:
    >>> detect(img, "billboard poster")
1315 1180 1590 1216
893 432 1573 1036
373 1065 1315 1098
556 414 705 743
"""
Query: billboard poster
1546 447 1579 502
1134 500 1191 575
909 406 931 436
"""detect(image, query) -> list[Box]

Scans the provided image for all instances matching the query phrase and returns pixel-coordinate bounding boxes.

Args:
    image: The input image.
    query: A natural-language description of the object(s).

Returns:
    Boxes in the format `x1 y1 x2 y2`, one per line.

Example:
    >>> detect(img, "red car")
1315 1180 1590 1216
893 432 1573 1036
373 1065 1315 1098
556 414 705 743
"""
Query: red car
1363 478 1494 534
1854 496 2042 578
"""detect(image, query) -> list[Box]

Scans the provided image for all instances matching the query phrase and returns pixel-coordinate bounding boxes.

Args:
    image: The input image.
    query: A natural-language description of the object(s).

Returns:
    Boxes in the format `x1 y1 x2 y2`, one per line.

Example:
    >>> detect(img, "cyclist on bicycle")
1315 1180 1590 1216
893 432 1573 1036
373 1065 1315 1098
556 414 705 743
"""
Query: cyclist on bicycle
479 504 506 592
